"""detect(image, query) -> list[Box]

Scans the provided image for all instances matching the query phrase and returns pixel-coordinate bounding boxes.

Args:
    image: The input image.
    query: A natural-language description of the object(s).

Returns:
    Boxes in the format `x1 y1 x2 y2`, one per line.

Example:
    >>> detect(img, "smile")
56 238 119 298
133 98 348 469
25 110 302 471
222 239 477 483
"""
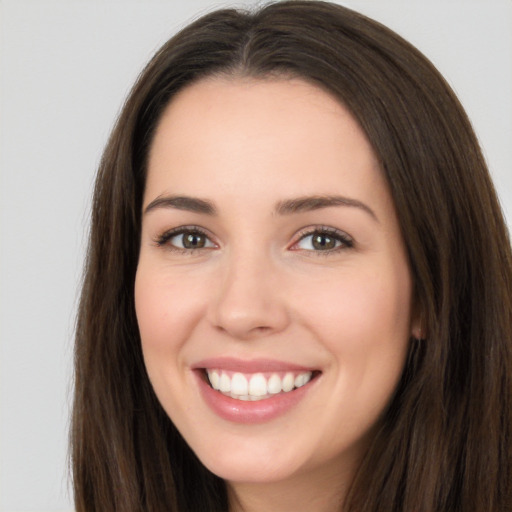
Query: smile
193 358 321 423
206 369 314 401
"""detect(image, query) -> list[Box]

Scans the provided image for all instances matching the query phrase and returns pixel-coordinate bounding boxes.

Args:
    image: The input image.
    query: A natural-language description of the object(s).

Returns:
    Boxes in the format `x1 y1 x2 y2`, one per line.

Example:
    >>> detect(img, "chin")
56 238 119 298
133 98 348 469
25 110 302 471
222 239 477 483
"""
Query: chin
203 453 306 484
185 430 310 484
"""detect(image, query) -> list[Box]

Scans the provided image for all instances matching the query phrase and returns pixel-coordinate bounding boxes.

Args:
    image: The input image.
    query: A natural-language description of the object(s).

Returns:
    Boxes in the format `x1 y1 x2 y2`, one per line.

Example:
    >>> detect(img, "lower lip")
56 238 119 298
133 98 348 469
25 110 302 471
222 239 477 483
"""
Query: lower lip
195 371 316 424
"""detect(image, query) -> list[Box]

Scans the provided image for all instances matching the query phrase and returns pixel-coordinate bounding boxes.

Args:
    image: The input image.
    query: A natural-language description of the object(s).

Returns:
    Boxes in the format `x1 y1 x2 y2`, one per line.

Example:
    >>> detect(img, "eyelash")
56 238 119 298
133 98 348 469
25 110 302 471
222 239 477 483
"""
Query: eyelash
291 226 354 254
153 225 354 255
154 226 216 254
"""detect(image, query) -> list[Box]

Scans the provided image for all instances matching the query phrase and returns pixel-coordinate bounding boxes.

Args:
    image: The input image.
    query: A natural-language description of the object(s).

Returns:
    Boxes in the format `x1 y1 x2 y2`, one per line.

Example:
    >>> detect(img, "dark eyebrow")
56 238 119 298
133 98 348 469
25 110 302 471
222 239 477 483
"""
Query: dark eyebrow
144 195 217 215
143 194 377 221
275 195 378 222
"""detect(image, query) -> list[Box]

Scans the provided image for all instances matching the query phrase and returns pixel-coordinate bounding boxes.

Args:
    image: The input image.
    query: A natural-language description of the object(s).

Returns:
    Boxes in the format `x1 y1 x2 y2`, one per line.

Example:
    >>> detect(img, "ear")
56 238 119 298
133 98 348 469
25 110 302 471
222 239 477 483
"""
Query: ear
410 300 426 340
411 323 424 340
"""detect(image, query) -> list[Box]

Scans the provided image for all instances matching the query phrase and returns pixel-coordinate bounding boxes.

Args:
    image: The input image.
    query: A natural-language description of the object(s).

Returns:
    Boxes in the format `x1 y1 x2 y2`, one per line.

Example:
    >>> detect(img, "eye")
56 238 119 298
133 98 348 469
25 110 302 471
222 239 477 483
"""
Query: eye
292 227 353 252
172 231 214 249
155 227 216 251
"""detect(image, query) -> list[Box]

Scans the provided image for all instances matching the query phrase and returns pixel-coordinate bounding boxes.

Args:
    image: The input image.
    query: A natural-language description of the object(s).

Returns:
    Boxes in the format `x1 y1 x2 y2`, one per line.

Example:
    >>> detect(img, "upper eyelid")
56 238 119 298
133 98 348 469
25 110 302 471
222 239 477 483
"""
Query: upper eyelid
154 225 216 245
289 226 354 251
153 224 353 248
293 225 353 241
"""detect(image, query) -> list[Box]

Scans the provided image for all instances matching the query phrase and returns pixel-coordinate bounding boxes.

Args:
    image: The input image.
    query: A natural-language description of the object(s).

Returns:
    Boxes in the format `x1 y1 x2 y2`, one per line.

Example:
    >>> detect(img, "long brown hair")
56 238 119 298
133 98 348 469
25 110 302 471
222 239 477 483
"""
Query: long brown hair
71 2 512 510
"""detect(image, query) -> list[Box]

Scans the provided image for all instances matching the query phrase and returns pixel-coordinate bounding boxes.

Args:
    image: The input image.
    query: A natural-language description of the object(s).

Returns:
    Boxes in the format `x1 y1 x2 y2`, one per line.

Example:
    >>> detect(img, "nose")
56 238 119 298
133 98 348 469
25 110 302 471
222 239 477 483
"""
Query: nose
207 251 290 340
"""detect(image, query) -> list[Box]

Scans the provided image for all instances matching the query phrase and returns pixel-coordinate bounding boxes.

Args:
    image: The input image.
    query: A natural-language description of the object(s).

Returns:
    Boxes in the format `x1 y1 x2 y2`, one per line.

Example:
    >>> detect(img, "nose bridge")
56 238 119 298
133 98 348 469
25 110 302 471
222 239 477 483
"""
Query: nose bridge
208 239 289 339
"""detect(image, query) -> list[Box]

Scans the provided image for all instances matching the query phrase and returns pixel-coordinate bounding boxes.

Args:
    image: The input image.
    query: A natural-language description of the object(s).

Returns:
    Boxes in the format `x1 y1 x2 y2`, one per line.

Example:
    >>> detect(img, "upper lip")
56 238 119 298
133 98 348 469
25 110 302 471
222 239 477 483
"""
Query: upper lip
192 357 317 373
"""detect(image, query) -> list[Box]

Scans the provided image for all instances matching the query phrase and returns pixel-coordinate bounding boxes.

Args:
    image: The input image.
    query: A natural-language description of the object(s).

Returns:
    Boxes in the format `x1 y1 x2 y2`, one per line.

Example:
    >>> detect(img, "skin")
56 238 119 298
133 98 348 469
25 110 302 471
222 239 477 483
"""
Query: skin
135 77 420 512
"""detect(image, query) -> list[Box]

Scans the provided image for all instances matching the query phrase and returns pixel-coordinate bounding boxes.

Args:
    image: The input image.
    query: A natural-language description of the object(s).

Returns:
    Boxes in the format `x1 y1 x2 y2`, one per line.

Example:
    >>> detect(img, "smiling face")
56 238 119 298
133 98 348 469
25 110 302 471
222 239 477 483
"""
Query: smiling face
135 77 418 492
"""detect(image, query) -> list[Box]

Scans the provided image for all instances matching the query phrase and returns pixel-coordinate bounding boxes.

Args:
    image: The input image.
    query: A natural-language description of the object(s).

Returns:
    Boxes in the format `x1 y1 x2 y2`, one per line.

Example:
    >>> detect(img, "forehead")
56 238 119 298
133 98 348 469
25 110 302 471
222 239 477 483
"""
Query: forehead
150 76 371 157
145 77 391 215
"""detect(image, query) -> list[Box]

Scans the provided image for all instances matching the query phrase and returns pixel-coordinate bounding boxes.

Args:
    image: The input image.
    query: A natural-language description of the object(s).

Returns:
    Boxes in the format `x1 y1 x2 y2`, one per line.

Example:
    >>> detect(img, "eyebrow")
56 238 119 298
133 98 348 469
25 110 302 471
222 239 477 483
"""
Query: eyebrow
275 195 378 222
143 194 377 222
144 195 217 215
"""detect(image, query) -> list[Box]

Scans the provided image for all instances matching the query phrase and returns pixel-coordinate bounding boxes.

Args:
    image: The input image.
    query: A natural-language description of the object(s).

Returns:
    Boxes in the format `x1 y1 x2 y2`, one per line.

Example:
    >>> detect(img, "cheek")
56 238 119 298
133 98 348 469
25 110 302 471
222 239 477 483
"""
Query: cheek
298 264 413 434
297 263 413 356
134 264 211 422
134 265 206 359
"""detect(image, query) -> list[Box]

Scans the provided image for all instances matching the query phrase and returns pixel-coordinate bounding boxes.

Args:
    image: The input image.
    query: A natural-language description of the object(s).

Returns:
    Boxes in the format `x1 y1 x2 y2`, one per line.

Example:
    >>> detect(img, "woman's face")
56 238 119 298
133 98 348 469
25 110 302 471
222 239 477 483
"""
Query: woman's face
135 77 418 486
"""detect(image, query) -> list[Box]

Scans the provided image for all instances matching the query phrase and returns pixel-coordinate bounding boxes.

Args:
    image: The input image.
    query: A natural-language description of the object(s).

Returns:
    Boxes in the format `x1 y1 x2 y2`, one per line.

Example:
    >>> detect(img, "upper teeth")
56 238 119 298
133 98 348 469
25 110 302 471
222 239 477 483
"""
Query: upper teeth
206 369 313 401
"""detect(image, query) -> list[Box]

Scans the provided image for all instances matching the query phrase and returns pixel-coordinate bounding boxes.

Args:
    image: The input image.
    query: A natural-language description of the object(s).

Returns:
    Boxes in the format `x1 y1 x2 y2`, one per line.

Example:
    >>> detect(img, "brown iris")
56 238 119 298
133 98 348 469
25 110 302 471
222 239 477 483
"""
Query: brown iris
182 232 207 249
312 233 337 250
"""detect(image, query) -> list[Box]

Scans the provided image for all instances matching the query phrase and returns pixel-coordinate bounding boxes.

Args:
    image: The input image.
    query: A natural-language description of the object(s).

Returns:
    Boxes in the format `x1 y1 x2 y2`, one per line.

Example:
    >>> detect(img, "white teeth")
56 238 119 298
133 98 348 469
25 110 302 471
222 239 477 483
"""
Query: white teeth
267 374 282 394
205 369 314 401
209 370 220 390
231 373 248 395
249 373 267 397
282 372 295 392
295 373 310 388
219 372 231 392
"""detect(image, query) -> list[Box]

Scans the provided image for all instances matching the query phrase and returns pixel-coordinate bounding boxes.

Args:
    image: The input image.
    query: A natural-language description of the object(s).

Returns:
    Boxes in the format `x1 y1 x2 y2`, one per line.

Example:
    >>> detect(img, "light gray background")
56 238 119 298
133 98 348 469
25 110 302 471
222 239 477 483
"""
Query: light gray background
1 1 511 510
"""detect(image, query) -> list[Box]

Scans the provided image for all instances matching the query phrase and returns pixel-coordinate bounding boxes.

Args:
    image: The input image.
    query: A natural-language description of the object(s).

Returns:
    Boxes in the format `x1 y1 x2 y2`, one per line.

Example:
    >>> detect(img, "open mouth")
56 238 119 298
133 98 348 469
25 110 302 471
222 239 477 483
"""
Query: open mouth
203 368 320 401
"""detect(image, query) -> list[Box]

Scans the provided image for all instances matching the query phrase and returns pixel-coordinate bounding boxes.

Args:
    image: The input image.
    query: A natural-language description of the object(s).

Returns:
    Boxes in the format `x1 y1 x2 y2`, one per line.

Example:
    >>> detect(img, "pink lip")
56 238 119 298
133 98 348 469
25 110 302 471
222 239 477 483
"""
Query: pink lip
192 358 319 424
192 357 314 373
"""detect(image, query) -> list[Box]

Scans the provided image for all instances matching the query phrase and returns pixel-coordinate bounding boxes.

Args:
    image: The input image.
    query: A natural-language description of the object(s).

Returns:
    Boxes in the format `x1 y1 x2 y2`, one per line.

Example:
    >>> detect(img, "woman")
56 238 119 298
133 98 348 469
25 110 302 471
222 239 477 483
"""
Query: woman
71 1 512 510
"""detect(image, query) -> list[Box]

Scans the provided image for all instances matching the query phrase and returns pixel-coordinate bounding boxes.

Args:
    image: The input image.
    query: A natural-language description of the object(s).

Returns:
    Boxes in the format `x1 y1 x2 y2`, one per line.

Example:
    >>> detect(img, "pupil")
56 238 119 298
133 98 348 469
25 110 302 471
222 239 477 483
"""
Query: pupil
184 233 205 248
312 234 335 250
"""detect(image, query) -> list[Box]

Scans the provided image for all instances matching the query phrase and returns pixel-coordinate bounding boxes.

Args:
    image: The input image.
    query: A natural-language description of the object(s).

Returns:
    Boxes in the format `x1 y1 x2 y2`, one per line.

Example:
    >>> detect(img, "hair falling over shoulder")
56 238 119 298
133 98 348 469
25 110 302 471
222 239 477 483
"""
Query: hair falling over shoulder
71 1 512 510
